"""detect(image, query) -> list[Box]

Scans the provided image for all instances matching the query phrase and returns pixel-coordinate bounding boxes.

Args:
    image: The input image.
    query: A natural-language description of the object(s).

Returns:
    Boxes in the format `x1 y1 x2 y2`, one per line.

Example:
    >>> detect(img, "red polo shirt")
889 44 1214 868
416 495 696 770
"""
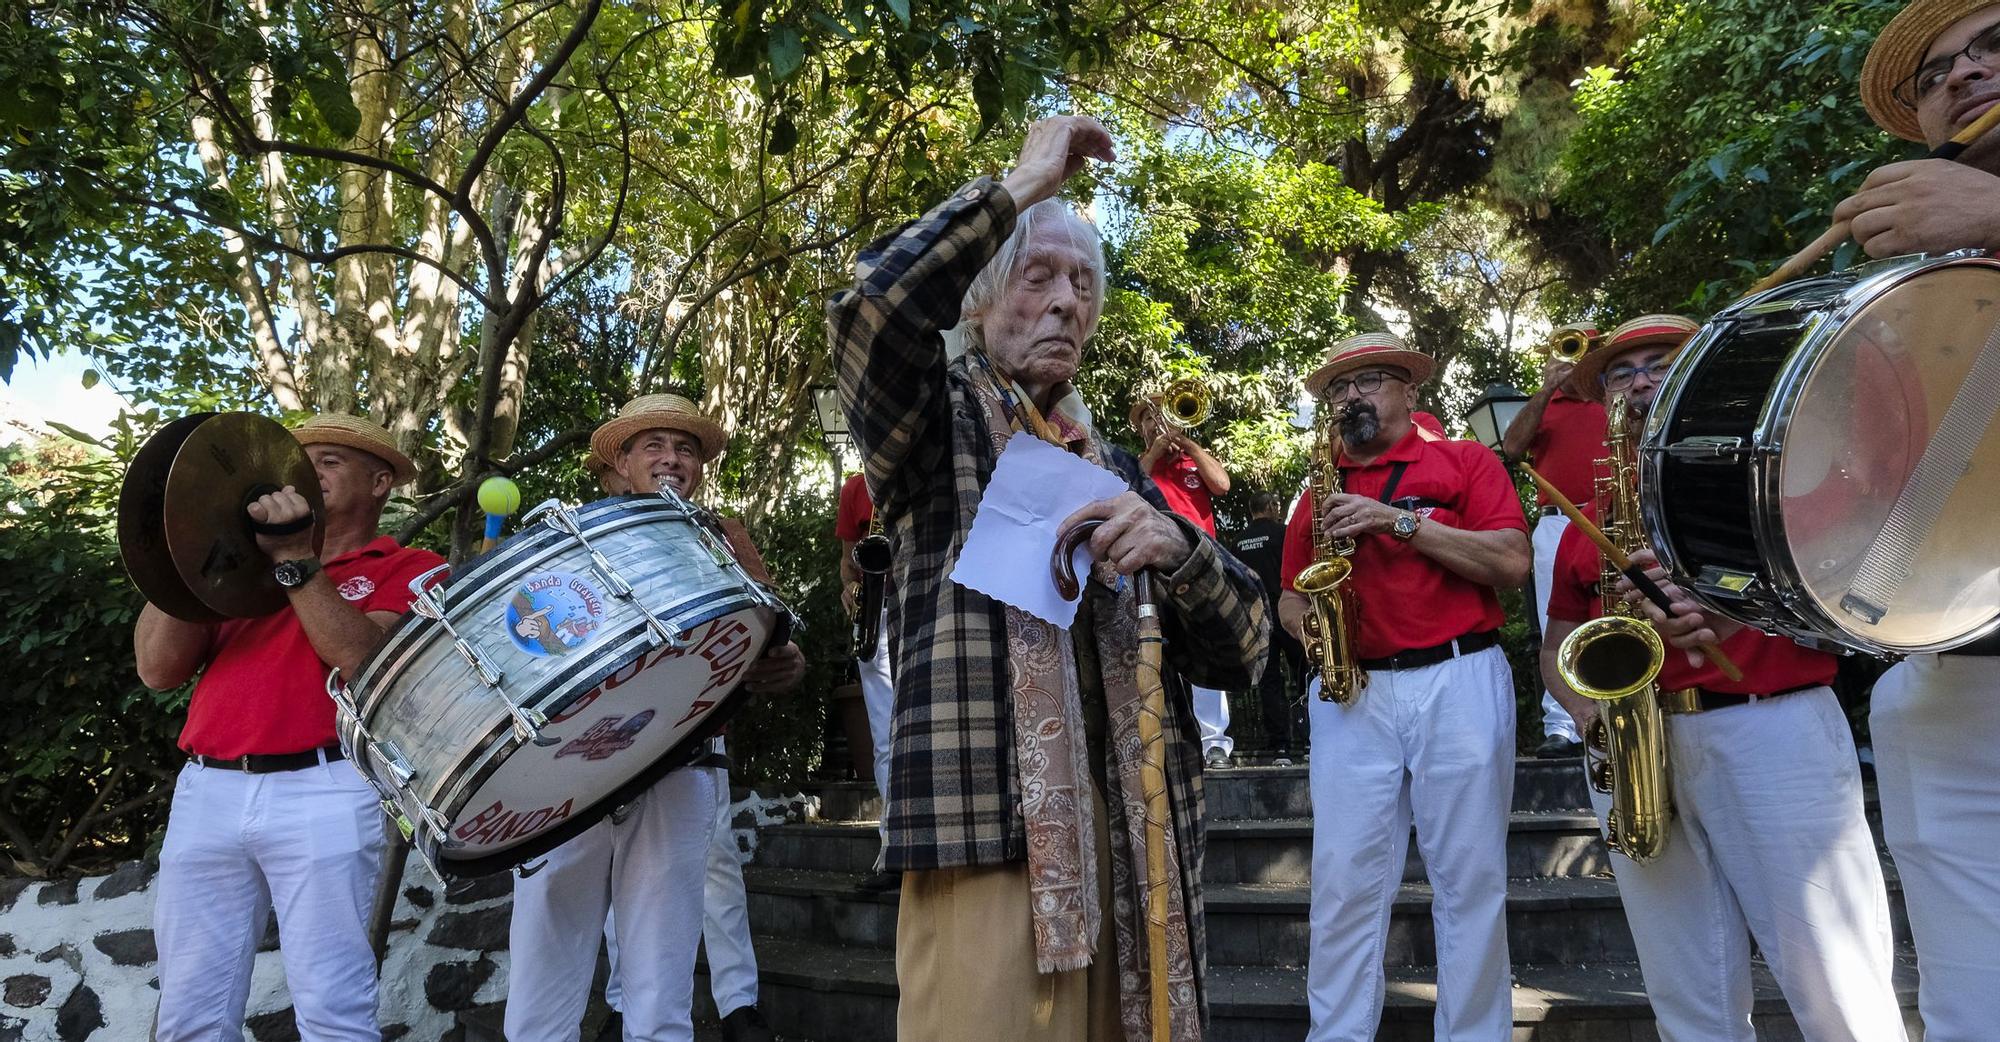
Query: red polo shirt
1150 452 1216 536
835 472 873 541
1280 426 1527 659
178 537 447 759
1528 393 1608 507
1545 524 1835 694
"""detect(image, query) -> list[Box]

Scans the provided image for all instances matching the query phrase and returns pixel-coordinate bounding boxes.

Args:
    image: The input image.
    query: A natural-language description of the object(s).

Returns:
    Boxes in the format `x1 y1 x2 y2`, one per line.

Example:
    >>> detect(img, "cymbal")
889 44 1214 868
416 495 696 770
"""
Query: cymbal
118 412 327 621
119 414 221 622
165 413 325 619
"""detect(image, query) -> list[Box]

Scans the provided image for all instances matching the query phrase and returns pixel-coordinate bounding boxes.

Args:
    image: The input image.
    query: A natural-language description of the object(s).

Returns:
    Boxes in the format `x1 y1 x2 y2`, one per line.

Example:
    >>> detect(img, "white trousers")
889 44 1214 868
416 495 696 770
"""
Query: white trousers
858 605 895 853
507 766 717 1042
1591 687 1904 1042
1873 654 2000 1042
604 763 761 1020
1193 686 1232 757
1532 512 1581 742
1305 646 1514 1042
154 756 385 1042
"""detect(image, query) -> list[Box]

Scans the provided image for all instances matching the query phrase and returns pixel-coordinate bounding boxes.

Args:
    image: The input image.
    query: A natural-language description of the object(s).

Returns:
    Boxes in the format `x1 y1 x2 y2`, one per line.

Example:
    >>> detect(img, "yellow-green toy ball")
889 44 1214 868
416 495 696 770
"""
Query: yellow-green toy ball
477 476 521 516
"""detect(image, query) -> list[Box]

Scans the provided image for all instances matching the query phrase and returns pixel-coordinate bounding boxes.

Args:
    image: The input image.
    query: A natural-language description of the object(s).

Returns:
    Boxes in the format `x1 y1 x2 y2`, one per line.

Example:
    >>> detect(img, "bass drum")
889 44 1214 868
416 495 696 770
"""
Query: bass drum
333 493 792 877
1640 252 2000 657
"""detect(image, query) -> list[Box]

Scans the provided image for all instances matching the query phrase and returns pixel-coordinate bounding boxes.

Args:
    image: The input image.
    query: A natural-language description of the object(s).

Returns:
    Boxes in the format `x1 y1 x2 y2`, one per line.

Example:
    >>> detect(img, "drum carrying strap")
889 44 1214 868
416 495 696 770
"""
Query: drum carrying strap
1842 320 2000 624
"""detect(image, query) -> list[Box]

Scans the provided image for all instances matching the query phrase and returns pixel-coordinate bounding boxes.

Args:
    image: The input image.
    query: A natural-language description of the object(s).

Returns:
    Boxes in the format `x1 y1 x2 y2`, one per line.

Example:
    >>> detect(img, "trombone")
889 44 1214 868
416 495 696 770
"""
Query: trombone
1540 325 1602 364
1143 376 1212 432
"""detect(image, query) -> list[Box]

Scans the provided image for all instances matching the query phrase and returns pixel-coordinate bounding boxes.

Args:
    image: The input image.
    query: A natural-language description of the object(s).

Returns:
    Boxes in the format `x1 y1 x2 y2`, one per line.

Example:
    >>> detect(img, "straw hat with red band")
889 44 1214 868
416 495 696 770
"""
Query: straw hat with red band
1304 332 1436 399
590 392 729 470
1862 0 2000 142
290 413 418 486
1571 314 1702 403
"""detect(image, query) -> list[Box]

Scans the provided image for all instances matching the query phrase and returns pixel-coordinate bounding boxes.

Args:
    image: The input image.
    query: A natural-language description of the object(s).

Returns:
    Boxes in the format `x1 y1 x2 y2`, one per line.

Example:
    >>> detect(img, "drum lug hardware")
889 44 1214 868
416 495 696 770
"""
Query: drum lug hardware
502 699 557 747
407 564 454 614
587 550 636 599
1665 436 1746 463
378 740 417 788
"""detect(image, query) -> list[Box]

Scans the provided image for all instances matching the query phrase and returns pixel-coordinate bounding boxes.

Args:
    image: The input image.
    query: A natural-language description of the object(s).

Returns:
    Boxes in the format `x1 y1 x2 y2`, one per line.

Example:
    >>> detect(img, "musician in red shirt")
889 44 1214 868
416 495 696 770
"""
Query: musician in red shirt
1277 332 1531 1042
1541 321 1904 1041
1131 395 1236 768
133 413 442 1042
836 469 900 891
1502 324 1608 757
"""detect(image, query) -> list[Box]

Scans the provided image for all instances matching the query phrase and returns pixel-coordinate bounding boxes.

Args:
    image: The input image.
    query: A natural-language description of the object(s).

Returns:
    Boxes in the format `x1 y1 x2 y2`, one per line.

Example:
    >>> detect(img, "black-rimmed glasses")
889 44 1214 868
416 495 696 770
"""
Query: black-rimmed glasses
1323 370 1404 400
1896 20 2000 107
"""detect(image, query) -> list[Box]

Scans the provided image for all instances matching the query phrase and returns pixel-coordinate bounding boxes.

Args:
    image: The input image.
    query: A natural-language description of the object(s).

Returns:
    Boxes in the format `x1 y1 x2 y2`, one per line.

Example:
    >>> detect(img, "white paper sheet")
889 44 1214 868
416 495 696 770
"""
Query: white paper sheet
949 431 1131 628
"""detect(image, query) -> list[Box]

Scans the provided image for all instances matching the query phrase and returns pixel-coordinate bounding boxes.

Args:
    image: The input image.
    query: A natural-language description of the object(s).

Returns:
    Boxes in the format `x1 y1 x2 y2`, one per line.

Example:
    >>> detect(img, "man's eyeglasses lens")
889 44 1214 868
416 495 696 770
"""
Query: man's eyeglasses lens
1327 371 1397 399
1603 363 1671 390
1902 22 2000 104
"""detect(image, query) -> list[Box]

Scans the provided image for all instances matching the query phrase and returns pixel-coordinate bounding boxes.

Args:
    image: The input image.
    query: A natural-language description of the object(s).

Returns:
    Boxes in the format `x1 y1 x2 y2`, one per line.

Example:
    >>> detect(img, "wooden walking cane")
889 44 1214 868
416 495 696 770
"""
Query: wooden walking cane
1054 521 1174 1042
1745 102 2000 296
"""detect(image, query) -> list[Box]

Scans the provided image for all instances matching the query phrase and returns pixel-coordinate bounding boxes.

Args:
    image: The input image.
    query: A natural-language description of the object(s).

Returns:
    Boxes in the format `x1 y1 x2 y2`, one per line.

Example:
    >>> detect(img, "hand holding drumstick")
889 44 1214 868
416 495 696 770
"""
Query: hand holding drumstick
1745 101 2000 296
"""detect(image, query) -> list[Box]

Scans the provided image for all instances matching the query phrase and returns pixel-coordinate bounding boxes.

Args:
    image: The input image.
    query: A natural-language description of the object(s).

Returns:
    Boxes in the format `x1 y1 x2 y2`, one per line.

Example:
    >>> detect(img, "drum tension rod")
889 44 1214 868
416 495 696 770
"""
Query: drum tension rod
529 499 692 651
405 566 555 747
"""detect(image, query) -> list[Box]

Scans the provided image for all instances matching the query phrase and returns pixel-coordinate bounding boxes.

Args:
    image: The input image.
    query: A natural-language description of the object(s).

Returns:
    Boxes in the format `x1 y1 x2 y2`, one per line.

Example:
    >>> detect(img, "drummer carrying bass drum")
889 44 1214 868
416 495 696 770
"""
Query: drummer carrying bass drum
505 392 805 1042
134 413 444 1042
1645 3 2000 1038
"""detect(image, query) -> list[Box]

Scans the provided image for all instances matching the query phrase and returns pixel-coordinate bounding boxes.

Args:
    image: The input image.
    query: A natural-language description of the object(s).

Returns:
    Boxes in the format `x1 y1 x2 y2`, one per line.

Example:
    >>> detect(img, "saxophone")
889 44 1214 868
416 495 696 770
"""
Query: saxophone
1293 402 1368 704
1555 393 1674 864
850 511 891 658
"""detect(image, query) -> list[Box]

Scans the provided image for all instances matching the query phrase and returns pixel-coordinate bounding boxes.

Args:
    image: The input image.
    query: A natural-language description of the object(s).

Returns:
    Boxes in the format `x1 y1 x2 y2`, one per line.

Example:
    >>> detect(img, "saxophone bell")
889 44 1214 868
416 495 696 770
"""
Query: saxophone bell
850 533 892 657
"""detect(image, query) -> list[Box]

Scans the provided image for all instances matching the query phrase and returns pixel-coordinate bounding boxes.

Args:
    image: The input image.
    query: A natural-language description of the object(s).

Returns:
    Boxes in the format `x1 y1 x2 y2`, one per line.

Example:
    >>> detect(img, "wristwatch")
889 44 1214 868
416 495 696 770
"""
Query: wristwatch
273 558 322 589
1390 511 1422 541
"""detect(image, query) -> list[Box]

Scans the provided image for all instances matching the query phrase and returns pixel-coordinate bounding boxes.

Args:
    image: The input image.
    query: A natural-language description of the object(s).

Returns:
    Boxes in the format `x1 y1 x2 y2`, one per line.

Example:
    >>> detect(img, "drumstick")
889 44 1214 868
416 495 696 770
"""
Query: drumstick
1745 101 2000 296
1519 463 1746 682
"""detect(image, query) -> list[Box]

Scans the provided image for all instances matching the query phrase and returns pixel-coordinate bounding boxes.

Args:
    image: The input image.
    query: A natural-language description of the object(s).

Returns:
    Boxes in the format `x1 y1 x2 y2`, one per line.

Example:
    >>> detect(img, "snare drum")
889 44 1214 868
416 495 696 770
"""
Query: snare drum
331 492 792 877
1640 252 2000 657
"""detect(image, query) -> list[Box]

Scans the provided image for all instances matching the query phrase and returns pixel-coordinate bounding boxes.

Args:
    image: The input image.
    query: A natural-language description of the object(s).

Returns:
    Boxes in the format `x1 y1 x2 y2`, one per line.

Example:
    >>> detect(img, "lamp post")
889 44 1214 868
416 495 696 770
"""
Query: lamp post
809 384 850 457
1463 382 1530 454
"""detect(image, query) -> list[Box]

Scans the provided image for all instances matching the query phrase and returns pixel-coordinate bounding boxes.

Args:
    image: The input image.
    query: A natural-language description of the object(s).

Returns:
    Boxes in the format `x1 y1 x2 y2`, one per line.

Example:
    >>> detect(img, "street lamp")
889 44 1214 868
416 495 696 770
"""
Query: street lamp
1463 382 1529 454
809 384 849 455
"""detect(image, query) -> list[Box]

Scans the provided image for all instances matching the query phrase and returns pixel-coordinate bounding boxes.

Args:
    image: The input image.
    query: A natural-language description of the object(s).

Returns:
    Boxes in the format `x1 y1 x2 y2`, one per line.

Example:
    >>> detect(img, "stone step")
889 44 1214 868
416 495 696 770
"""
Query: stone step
806 757 1596 824
740 867 1639 966
755 812 1611 886
741 865 1912 970
691 933 1923 1042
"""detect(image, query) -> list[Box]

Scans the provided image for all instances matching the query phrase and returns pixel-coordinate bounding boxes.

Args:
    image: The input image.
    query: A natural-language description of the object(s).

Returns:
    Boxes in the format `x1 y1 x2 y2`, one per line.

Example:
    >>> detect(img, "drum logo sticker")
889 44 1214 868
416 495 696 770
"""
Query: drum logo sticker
338 576 375 601
555 710 656 761
505 571 608 657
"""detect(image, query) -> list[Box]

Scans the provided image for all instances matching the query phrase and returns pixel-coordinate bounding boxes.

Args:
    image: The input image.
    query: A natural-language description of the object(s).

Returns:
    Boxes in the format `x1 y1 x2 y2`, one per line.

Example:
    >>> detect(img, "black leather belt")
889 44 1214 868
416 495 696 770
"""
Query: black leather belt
1359 630 1500 673
1538 505 1565 518
1658 681 1820 715
192 745 345 773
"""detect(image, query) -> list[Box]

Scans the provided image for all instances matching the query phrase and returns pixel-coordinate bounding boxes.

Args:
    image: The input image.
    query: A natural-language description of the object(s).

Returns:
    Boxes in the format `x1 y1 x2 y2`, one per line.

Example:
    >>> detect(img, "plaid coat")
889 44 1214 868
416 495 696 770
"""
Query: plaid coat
827 176 1270 873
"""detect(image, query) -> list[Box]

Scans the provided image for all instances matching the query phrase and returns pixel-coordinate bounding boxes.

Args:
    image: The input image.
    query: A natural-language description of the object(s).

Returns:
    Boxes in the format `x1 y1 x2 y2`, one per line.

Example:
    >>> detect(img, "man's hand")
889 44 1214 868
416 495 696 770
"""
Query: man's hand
1540 356 1576 391
998 116 1116 211
1320 492 1404 541
744 641 806 695
1832 159 2000 258
1551 689 1599 742
1059 491 1193 578
841 580 861 618
1614 549 1743 665
247 485 317 562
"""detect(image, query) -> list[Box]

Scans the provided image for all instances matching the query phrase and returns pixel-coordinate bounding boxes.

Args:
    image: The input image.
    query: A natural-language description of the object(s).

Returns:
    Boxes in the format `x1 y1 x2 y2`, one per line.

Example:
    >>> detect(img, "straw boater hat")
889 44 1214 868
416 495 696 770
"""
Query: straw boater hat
291 413 417 486
1862 0 1998 141
590 392 729 470
1571 314 1702 403
1303 332 1436 399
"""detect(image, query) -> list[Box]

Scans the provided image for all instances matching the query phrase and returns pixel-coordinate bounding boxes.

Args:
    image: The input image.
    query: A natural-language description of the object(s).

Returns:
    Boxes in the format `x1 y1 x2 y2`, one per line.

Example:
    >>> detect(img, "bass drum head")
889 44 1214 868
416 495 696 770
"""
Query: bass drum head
433 602 776 876
1776 259 2000 653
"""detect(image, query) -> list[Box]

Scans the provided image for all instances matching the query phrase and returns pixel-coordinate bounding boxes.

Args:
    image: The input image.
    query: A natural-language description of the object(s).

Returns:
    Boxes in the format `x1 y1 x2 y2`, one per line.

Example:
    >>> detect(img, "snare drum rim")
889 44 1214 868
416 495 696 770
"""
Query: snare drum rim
428 595 777 877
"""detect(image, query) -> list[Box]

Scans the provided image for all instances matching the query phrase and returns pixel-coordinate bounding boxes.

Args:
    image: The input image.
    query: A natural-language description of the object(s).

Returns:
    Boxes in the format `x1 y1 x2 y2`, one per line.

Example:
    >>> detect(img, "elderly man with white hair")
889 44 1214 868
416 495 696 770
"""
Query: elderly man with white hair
828 116 1270 1041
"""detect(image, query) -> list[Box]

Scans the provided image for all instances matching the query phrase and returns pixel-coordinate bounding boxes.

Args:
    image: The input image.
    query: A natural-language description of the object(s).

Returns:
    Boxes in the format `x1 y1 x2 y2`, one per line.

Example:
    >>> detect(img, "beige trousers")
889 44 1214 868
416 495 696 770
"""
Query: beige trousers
896 784 1124 1042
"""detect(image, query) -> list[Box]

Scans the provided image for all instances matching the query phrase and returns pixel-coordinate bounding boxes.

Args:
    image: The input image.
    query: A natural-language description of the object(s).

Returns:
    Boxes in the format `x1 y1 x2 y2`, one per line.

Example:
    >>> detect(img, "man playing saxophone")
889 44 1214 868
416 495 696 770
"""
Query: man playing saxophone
1276 332 1531 1042
1540 316 1905 1042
